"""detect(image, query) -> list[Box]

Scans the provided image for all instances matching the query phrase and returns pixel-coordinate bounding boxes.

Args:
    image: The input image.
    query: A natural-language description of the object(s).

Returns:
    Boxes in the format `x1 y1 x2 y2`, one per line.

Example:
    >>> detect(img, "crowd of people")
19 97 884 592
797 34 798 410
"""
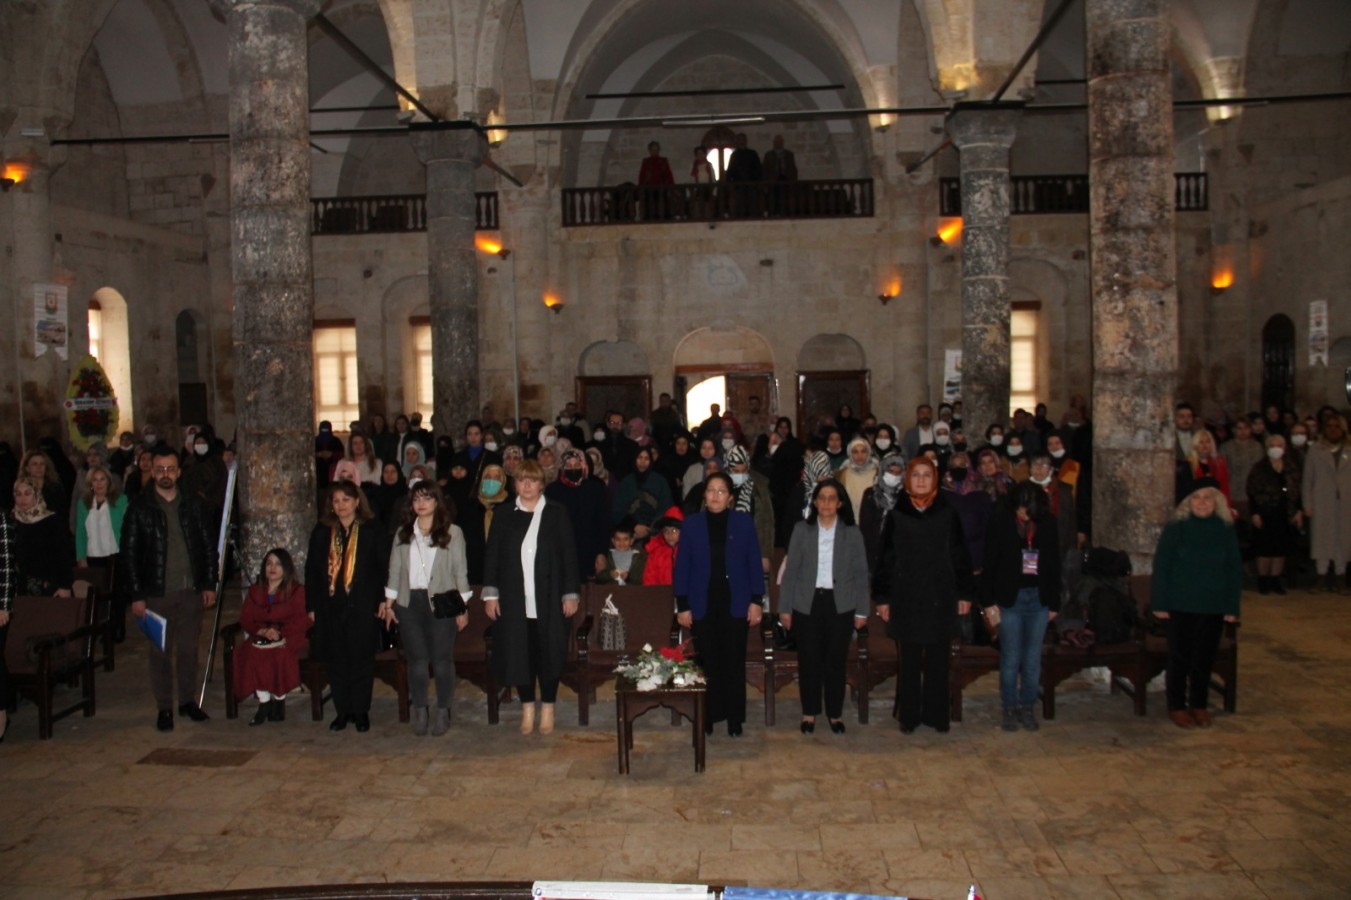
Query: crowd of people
626 133 803 221
10 389 1345 742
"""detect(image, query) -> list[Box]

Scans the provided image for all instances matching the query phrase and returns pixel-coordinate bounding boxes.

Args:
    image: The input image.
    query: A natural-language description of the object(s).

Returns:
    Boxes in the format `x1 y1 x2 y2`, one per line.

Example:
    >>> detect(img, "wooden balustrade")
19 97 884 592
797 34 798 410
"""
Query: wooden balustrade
561 178 875 226
310 192 498 235
939 172 1208 216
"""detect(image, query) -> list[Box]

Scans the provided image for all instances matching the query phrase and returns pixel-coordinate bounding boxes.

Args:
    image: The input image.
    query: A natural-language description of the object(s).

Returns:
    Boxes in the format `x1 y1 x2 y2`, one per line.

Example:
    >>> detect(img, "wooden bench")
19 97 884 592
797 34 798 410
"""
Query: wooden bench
6 594 99 739
1134 574 1240 714
572 583 679 726
71 565 116 673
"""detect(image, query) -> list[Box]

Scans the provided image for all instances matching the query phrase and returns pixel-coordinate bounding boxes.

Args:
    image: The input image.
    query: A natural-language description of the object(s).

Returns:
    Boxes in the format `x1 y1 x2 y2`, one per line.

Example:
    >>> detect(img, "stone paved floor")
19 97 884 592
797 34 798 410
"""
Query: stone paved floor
3 587 1350 899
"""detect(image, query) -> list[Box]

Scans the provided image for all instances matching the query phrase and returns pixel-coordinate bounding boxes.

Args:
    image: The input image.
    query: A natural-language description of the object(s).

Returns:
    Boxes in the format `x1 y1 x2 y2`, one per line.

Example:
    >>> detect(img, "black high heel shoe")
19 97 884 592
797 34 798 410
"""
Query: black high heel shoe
329 714 350 732
829 719 846 735
250 702 270 727
727 722 743 737
800 718 815 734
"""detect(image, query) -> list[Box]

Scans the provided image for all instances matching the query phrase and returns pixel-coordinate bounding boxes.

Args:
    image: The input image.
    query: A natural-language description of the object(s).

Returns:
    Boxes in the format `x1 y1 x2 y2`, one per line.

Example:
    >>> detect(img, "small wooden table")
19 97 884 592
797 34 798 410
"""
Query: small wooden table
614 676 707 774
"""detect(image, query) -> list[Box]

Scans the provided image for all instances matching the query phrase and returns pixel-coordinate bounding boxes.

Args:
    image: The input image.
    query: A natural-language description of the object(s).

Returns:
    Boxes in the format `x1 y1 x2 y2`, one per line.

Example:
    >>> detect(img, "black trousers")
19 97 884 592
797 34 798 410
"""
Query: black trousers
321 605 378 716
898 640 949 730
1165 611 1224 711
517 618 559 703
146 589 204 711
793 589 856 719
692 607 749 727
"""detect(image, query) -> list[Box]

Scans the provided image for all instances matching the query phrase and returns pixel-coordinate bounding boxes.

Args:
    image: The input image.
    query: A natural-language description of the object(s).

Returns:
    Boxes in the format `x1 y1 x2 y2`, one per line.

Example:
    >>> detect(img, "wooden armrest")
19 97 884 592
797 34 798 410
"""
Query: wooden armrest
575 613 595 643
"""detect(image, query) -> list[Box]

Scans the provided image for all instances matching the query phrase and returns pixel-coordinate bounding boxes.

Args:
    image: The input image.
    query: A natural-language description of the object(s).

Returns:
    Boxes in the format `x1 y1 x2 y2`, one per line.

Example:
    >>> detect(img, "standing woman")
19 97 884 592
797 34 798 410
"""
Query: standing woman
1247 434 1301 595
482 459 580 735
233 548 309 725
11 478 75 597
777 479 869 734
612 446 673 539
347 433 382 486
382 481 470 737
305 481 387 733
981 480 1061 733
874 457 974 734
1152 477 1241 728
75 465 129 640
674 471 766 737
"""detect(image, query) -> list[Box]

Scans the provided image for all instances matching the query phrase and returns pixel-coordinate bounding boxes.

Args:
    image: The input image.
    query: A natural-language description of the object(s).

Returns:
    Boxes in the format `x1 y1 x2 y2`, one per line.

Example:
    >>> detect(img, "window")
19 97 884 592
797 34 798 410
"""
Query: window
705 147 733 180
313 320 360 429
1010 303 1040 416
411 316 434 421
88 300 103 360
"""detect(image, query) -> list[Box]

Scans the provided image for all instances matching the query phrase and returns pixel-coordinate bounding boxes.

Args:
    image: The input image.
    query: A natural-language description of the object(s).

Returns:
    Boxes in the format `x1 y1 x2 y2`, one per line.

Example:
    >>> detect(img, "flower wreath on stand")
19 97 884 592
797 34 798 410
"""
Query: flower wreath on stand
615 641 705 691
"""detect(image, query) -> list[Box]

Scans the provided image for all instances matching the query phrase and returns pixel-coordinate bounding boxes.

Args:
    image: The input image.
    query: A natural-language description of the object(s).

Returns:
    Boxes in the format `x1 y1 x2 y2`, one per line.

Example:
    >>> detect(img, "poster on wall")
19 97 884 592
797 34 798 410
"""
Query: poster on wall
943 349 963 403
1310 299 1328 366
34 283 68 359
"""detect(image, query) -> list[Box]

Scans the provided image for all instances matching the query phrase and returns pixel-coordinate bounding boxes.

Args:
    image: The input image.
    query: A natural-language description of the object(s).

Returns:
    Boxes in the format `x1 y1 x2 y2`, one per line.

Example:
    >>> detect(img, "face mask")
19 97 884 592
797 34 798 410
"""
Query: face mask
1007 445 1023 457
990 435 1004 447
882 472 903 488
1050 448 1066 459
1292 435 1308 447
730 472 749 487
1031 473 1052 486
768 443 780 455
484 441 499 453
563 467 584 484
503 426 515 436
721 438 735 451
1066 421 1081 429
948 467 968 482
1267 446 1285 460
543 434 557 447
559 417 572 427
875 438 891 450
144 433 157 445
594 430 606 442
954 441 968 453
935 435 951 446
194 445 209 456
481 478 503 495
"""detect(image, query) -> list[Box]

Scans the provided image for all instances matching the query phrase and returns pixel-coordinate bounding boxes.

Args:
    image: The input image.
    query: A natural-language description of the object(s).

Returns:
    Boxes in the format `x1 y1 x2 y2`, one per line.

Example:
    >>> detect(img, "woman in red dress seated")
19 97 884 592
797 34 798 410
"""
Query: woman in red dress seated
233 548 310 726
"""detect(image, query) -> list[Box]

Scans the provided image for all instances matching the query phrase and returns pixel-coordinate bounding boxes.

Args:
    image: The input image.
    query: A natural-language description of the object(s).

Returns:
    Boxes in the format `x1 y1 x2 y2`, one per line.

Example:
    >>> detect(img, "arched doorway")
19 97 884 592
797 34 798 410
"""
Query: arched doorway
673 327 777 441
90 287 135 431
1262 314 1295 412
796 333 868 439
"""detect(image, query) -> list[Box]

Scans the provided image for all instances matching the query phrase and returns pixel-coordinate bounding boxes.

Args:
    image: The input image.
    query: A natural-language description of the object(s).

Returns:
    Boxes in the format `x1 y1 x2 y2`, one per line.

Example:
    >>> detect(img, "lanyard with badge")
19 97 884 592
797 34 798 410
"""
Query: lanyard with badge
1021 520 1039 575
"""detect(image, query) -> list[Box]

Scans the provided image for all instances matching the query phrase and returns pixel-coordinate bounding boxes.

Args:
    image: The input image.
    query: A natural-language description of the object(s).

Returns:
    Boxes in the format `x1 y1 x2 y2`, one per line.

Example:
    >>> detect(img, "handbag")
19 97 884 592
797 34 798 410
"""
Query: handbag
772 619 797 652
599 595 627 651
431 590 467 619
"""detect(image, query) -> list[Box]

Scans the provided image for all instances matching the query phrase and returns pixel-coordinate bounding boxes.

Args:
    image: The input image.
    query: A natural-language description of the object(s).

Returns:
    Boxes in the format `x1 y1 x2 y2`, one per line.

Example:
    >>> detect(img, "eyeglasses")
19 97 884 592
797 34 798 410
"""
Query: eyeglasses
706 487 730 495
153 466 179 474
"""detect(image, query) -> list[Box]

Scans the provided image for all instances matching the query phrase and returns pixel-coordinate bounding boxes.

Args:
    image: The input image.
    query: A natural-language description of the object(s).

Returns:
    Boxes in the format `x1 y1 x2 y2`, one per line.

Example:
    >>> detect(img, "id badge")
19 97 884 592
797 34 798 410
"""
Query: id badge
1021 549 1039 575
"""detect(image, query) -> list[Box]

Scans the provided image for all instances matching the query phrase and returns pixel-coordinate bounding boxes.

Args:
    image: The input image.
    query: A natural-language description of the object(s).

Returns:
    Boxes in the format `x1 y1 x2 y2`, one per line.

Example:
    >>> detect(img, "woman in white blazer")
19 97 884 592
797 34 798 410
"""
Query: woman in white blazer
777 478 870 734
381 480 471 736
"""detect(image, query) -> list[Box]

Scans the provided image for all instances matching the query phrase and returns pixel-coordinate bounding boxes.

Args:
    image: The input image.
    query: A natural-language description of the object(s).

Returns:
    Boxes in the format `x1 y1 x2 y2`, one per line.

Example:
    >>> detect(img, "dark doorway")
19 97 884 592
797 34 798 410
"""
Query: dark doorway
1261 314 1295 412
176 311 210 426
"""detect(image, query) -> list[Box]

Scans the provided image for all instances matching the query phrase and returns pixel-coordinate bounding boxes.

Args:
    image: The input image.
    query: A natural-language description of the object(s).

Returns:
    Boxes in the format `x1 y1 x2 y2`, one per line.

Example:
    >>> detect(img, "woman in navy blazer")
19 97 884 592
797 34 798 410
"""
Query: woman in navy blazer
777 479 870 734
675 471 765 736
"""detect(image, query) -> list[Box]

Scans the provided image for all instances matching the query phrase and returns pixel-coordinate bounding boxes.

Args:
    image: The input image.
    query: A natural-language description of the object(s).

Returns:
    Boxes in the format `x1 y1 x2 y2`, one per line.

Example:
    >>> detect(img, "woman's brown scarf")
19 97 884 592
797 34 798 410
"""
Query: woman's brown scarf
327 522 359 594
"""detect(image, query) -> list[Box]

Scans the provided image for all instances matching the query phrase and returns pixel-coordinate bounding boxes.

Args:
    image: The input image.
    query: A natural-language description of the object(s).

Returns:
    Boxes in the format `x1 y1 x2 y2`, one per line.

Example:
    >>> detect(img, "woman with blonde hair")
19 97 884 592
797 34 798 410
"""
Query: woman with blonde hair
75 464 130 639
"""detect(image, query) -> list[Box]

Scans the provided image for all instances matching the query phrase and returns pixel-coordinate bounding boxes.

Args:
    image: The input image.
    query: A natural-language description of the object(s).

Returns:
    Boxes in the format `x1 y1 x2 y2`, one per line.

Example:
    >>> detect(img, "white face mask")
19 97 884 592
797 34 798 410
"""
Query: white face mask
1031 473 1052 486
143 433 157 445
935 434 951 446
1050 448 1066 459
484 441 499 453
768 443 780 455
882 472 903 488
543 434 557 447
990 435 1004 447
594 430 606 442
1267 446 1285 460
503 427 515 436
721 438 736 451
559 417 572 427
875 438 891 451
1292 434 1308 447
194 444 209 456
1007 444 1023 457
730 472 749 487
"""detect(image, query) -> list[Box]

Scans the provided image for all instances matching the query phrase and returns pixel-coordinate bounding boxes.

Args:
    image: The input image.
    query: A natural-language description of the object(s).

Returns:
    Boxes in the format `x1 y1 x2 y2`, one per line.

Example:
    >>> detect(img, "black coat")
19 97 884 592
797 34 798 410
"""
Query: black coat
545 478 611 581
304 519 387 662
873 494 975 644
980 507 1062 611
14 515 74 594
482 500 580 686
119 489 219 599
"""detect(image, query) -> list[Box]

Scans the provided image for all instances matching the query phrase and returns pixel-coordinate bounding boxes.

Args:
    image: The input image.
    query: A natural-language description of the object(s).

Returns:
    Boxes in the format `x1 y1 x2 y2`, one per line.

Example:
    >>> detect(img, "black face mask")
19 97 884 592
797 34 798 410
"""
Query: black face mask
953 441 968 453
948 467 968 481
562 467 585 484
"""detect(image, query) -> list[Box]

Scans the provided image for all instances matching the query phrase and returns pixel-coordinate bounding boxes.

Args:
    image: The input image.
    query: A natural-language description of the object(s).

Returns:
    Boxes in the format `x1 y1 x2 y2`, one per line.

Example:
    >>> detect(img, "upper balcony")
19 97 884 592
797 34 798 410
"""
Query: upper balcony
311 192 500 235
561 179 875 227
938 172 1209 216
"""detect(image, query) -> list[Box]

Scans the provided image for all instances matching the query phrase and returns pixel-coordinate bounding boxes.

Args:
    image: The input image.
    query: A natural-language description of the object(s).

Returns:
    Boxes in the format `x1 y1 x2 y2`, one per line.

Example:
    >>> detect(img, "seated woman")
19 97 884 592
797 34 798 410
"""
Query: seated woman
233 548 309 725
11 477 74 597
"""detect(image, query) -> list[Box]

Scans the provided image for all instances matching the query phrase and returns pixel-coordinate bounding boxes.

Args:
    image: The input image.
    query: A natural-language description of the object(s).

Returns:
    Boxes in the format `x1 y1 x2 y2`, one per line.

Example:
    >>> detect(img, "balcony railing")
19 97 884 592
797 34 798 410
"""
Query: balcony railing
311 192 499 235
938 173 1208 217
561 179 875 227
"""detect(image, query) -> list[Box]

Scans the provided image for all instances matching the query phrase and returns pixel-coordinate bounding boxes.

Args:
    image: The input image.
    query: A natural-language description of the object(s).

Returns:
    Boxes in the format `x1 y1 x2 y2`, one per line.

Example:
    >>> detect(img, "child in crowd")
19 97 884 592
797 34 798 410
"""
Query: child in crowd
594 521 647 585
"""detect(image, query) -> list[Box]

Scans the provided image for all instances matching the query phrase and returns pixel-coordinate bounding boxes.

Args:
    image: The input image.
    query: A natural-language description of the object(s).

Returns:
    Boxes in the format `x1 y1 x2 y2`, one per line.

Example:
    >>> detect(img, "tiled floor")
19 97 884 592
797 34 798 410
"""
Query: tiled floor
3 587 1349 899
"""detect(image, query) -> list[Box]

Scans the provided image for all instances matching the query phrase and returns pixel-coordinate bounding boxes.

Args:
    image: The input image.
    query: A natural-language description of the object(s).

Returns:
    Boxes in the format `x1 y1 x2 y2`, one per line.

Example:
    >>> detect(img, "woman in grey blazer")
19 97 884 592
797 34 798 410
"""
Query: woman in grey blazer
777 479 870 734
380 481 471 736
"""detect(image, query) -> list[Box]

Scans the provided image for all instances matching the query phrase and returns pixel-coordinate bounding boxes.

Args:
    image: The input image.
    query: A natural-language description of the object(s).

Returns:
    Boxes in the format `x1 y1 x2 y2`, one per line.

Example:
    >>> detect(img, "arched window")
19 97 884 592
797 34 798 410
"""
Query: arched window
89 288 135 430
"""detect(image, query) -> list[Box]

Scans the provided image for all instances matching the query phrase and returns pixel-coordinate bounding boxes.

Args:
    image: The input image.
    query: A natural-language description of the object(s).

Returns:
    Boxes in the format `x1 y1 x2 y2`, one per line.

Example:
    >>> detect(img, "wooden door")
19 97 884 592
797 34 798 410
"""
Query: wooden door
796 370 869 440
726 372 775 441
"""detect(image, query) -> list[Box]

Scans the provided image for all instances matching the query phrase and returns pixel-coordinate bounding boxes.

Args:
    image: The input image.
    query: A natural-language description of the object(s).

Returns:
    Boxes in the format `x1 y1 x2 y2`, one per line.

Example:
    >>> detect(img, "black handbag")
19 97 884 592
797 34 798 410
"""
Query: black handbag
431 590 467 619
772 619 797 652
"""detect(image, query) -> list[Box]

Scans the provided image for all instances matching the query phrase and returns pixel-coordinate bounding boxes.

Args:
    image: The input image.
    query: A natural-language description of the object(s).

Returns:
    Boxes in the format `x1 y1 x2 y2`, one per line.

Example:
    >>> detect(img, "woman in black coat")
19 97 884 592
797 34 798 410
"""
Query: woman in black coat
304 481 387 733
874 457 975 734
10 477 75 596
483 459 580 735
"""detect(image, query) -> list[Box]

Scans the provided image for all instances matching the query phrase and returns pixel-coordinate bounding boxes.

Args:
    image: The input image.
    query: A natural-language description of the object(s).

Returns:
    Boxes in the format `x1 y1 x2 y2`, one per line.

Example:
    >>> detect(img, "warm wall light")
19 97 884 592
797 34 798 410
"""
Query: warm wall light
475 235 509 258
3 160 32 186
878 275 902 305
543 292 564 314
1211 268 1234 293
486 110 508 148
933 219 963 246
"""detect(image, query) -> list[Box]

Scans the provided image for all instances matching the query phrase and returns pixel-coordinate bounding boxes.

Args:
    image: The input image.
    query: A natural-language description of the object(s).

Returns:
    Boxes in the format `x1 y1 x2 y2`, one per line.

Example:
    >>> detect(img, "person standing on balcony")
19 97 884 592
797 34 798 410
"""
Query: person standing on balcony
762 134 798 215
724 133 762 217
637 141 675 220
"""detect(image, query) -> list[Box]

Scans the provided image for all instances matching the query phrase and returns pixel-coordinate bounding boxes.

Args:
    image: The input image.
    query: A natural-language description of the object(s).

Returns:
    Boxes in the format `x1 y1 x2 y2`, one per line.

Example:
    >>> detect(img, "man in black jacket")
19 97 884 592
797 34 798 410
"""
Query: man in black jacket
120 446 219 731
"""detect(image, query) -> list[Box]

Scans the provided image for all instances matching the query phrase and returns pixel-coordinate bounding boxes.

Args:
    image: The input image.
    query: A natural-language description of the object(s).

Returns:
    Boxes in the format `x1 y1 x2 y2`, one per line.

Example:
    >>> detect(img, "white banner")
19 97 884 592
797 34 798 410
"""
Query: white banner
1310 299 1328 366
943 349 963 403
34 283 68 359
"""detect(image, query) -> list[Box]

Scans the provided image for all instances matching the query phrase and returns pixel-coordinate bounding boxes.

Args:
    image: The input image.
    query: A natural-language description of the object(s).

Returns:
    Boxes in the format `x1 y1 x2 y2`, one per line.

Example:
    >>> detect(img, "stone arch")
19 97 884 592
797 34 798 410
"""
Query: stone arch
796 333 865 371
674 326 774 370
579 340 650 377
90 286 135 431
1010 256 1076 413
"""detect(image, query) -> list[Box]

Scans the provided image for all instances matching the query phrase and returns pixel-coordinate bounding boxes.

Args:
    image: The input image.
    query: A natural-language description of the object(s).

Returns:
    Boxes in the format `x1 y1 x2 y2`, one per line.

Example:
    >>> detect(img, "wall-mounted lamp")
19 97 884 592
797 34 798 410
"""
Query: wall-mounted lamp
878 275 902 305
486 110 508 148
0 178 14 193
3 159 32 189
931 218 963 246
475 235 510 259
543 292 564 314
1211 269 1234 294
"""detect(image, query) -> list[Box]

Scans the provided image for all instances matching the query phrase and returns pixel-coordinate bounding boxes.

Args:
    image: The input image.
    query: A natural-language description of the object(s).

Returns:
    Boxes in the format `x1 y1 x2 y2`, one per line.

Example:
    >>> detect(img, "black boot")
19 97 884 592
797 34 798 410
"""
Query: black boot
268 699 286 722
250 701 271 726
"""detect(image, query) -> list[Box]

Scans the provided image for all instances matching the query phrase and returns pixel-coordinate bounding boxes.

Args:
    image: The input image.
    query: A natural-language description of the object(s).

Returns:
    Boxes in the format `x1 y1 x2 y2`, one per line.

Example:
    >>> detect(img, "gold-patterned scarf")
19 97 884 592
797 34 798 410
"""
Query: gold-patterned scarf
327 522 359 594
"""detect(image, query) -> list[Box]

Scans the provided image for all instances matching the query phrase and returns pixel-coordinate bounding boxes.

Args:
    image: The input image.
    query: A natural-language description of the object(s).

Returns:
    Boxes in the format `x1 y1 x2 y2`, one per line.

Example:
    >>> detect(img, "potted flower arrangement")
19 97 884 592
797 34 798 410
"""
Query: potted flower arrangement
615 642 705 692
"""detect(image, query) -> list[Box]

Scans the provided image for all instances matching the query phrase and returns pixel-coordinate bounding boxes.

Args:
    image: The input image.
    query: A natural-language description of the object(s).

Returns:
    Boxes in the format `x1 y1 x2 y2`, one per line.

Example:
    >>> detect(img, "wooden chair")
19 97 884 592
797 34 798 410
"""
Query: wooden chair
1134 574 1240 714
452 586 506 723
572 583 679 726
948 636 1002 724
71 565 116 673
6 594 99 739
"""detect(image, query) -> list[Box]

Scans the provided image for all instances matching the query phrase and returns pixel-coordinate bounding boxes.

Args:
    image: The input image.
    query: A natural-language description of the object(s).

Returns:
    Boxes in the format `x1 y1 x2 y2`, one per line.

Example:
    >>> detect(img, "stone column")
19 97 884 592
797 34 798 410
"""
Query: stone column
946 102 1021 437
212 0 321 570
1087 0 1178 573
412 127 487 440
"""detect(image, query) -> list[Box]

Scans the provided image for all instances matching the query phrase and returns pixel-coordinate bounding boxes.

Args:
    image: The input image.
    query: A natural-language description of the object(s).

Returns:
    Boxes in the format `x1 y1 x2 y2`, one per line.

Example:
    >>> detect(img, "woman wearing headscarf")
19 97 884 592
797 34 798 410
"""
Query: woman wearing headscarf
585 446 619 510
612 446 674 540
981 480 1061 733
871 424 899 459
545 448 612 579
401 441 431 480
367 462 408 548
836 437 879 519
1152 477 1241 728
858 451 906 577
460 463 513 586
660 432 698 499
784 451 837 539
724 445 774 576
501 444 525 482
20 449 67 514
12 478 75 597
942 450 997 577
682 436 722 497
874 457 975 734
305 480 387 733
674 472 766 737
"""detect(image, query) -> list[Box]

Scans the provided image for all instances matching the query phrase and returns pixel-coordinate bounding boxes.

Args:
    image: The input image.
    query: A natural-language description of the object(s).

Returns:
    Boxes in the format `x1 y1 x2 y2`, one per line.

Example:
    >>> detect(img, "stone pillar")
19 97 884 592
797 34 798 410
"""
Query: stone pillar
946 103 1021 437
412 127 487 440
1087 0 1178 573
212 0 321 570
